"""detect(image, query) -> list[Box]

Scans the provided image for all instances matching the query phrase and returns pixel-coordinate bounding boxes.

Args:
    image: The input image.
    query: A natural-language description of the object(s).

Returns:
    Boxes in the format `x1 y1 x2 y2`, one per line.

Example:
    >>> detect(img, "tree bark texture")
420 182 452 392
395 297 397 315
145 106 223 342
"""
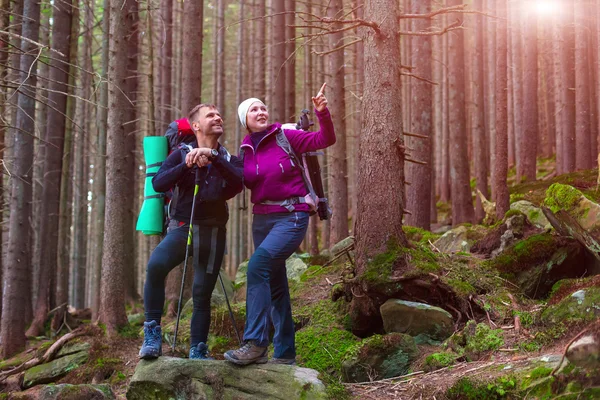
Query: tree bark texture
519 10 538 182
1 0 40 358
471 0 488 220
28 0 74 337
574 0 592 170
484 0 496 196
181 0 203 114
214 0 225 112
405 0 432 230
161 0 174 123
558 0 576 172
509 2 523 171
285 0 296 122
327 0 349 245
270 0 286 121
99 0 137 335
494 0 510 218
447 0 474 225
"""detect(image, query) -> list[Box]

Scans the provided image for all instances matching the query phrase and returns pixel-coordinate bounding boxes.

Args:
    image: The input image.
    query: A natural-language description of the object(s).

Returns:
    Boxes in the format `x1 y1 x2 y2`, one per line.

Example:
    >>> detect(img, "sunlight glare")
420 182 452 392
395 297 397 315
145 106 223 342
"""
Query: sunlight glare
532 0 561 16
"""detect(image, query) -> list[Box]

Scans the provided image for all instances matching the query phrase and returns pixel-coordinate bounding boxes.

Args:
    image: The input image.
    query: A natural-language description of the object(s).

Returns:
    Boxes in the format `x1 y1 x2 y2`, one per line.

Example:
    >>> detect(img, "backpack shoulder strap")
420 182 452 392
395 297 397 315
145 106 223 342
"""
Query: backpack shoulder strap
276 128 317 198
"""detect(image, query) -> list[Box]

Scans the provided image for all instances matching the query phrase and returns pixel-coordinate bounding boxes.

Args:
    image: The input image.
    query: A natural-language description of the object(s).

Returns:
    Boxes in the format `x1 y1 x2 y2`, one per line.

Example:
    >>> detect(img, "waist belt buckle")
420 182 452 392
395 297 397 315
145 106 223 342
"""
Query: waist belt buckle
280 198 296 212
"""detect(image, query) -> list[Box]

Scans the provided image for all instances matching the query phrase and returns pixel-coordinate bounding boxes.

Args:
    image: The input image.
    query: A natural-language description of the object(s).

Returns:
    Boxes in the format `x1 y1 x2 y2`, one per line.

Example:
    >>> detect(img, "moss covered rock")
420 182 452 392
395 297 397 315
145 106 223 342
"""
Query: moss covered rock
566 333 600 370
341 333 418 382
544 183 600 234
380 299 453 341
38 384 115 400
23 350 89 388
542 287 600 325
126 357 326 400
510 200 551 230
432 226 470 254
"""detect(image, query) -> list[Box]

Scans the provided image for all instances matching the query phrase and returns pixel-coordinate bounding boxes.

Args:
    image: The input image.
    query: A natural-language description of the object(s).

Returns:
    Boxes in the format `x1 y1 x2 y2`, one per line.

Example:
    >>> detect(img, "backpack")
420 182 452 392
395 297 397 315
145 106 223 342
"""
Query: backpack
163 119 195 228
240 110 332 220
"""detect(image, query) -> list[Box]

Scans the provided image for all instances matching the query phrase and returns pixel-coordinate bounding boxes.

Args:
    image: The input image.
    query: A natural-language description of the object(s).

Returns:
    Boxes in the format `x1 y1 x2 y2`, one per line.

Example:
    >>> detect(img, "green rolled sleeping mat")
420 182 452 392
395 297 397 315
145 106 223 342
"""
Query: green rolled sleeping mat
136 136 168 235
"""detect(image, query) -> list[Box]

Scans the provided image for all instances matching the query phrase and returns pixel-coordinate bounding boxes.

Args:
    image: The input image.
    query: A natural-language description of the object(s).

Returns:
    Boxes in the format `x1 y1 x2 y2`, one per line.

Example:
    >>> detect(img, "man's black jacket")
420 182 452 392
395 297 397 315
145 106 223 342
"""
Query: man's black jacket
152 143 243 226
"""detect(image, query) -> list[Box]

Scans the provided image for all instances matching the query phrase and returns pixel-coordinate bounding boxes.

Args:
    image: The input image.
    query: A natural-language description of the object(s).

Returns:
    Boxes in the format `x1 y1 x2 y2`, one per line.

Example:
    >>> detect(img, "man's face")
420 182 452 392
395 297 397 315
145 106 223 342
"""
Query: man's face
192 106 223 137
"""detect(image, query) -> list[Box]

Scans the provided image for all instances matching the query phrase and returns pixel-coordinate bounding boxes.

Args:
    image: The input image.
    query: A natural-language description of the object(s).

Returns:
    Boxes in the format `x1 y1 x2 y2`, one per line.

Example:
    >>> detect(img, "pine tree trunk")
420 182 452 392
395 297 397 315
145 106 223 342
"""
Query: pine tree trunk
484 0 496 197
181 0 203 113
405 0 432 230
271 0 286 121
574 0 592 170
100 0 138 335
440 22 450 203
559 0 576 172
553 13 564 175
285 0 296 122
447 0 474 225
494 0 509 218
254 0 267 101
71 4 93 308
519 9 538 182
471 0 488 221
55 2 80 324
214 0 225 112
92 0 110 322
28 0 74 337
1 0 40 358
353 0 408 337
327 0 349 244
509 3 523 173
161 0 174 123
0 0 10 321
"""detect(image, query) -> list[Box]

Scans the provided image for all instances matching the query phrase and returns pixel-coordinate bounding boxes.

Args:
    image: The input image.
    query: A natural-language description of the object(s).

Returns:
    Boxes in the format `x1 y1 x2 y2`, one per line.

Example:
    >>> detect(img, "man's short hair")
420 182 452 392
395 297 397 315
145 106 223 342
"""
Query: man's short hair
188 103 217 123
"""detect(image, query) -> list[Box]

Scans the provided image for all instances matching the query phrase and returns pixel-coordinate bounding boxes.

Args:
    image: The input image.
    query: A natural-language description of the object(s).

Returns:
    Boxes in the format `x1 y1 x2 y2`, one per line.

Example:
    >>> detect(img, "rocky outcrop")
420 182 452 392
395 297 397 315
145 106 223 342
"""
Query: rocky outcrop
126 357 326 400
380 299 453 341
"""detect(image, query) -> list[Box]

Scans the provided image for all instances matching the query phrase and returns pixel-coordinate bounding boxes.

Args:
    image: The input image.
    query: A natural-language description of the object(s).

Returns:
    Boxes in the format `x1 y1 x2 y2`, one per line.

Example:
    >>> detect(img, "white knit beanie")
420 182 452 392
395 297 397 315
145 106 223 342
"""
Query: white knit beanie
237 98 265 129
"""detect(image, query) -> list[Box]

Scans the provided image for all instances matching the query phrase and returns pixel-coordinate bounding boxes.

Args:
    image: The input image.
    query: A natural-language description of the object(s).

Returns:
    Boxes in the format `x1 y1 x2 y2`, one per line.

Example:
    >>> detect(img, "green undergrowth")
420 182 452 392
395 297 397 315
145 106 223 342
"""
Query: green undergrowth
424 351 457 371
485 233 558 276
294 299 357 399
446 376 518 399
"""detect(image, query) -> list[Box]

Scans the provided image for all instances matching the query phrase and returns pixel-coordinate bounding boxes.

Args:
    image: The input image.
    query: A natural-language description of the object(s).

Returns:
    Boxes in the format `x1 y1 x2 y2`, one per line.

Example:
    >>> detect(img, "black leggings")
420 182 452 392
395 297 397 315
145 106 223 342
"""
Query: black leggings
143 221 226 346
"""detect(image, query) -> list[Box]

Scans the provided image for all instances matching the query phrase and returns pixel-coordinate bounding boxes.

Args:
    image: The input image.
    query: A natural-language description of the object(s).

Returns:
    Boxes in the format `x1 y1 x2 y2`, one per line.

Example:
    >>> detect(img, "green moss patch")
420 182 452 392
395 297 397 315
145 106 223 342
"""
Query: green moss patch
544 183 583 213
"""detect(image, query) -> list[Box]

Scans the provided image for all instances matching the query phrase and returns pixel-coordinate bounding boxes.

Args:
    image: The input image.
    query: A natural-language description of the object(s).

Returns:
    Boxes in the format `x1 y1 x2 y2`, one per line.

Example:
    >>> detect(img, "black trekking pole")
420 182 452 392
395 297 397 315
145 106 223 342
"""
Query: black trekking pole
172 167 201 353
218 273 243 346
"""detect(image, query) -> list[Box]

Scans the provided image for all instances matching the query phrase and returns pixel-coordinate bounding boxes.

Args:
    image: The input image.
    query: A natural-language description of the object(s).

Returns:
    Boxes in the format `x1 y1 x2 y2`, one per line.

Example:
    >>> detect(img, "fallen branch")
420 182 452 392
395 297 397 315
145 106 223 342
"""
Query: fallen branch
507 293 521 334
0 325 99 382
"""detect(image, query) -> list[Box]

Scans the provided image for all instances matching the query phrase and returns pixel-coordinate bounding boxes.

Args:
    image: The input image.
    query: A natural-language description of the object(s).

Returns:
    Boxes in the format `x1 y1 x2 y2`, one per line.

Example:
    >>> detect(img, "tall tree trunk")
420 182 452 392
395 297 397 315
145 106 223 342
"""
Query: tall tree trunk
327 0 349 244
181 0 203 113
161 0 174 123
72 2 93 308
0 0 10 321
559 0 576 172
484 0 496 197
214 0 225 112
448 0 474 225
509 2 523 172
520 9 538 182
440 22 450 203
494 0 509 218
553 12 564 175
1 0 40 358
27 0 74 337
92 0 110 321
353 0 408 338
574 0 592 170
55 2 80 323
285 0 296 121
471 0 488 221
254 0 267 101
405 0 432 230
99 0 138 335
271 0 286 121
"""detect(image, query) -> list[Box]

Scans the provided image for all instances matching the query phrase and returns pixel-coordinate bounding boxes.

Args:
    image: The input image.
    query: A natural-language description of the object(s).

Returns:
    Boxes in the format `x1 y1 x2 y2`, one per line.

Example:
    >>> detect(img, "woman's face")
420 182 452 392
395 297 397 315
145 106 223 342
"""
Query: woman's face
246 102 269 133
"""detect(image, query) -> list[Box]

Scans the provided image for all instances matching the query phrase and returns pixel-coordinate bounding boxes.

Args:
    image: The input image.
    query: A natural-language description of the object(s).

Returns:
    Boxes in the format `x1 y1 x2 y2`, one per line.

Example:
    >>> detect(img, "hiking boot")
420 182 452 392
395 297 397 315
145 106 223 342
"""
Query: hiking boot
223 341 268 365
189 342 214 360
269 357 296 365
139 320 162 359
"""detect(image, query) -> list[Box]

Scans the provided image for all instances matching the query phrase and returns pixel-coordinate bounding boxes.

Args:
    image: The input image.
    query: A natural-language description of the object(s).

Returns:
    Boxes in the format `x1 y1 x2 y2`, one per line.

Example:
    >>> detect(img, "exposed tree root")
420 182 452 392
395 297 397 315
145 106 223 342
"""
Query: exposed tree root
0 325 101 382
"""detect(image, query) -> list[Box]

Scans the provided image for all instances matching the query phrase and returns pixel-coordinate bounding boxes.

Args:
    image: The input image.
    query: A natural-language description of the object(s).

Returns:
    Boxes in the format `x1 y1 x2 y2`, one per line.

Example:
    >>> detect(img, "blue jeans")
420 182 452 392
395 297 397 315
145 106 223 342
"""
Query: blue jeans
244 212 309 359
143 220 226 346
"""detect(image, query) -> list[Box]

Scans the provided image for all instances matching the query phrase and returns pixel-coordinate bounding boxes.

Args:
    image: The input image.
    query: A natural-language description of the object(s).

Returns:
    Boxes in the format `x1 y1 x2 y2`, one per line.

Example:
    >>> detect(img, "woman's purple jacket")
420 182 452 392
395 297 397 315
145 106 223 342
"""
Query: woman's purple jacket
240 108 336 214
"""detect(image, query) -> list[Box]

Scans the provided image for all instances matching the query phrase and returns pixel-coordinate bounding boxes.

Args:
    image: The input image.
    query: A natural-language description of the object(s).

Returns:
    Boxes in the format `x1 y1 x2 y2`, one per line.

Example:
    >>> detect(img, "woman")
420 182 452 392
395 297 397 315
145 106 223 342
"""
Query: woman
224 84 335 365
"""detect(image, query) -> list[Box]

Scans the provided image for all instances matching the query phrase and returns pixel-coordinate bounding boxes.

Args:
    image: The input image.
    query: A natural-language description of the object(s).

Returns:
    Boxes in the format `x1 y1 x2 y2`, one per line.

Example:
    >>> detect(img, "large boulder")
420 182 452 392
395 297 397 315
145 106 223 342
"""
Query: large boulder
39 384 115 400
566 332 600 370
286 254 309 282
23 350 89 388
544 183 600 234
341 333 418 382
433 226 470 254
510 200 552 230
126 357 326 399
380 299 453 341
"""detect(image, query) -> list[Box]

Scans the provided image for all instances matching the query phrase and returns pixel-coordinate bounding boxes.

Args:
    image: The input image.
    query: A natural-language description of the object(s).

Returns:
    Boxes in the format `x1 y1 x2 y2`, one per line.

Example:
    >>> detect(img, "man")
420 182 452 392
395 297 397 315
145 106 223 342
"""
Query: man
139 104 243 360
